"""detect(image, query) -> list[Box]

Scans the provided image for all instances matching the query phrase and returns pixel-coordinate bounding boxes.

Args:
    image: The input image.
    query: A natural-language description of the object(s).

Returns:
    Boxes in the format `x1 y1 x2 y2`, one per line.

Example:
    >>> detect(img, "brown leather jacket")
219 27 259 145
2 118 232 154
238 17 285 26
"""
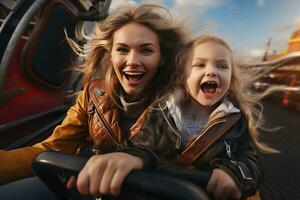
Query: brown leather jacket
0 80 148 184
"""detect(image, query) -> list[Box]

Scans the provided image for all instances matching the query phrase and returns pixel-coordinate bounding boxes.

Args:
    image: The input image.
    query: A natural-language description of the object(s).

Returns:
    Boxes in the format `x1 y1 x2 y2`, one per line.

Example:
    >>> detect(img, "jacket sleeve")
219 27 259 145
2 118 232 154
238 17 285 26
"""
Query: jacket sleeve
33 87 89 153
0 87 90 184
118 146 211 190
117 147 159 171
211 117 264 198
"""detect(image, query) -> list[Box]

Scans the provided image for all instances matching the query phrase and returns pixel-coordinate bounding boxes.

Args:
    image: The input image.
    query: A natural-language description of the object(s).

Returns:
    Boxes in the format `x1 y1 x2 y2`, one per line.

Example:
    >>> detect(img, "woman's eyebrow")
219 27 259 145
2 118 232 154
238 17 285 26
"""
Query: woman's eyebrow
114 43 158 48
140 43 158 48
114 43 128 47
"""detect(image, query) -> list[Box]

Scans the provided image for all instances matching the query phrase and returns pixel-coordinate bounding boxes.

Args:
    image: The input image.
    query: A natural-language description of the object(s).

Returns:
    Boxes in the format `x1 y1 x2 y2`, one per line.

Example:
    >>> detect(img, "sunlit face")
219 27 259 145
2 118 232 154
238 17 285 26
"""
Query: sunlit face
111 23 161 98
186 42 232 107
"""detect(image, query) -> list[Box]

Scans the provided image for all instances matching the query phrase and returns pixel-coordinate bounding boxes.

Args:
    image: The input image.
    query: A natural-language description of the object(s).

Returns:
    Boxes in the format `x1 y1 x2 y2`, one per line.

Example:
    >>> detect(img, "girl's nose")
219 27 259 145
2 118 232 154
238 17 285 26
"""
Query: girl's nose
206 66 217 77
206 72 217 77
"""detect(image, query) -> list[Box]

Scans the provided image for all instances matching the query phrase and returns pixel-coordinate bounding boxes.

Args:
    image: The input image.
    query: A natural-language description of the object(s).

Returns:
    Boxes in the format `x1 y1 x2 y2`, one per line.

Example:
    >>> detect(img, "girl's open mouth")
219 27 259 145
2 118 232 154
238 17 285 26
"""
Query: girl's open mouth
200 81 218 93
123 71 145 82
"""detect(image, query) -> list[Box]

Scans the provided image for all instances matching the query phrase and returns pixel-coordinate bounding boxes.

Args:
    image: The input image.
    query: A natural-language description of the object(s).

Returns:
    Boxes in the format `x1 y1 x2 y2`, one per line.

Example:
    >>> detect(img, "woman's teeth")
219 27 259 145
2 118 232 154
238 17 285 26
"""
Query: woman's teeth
124 71 144 76
123 71 145 81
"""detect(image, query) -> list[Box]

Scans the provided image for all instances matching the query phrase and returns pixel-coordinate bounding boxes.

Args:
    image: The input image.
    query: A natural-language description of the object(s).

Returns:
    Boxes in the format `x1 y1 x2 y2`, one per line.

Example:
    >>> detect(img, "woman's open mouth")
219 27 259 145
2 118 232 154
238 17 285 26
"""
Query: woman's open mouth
200 81 218 93
123 71 145 82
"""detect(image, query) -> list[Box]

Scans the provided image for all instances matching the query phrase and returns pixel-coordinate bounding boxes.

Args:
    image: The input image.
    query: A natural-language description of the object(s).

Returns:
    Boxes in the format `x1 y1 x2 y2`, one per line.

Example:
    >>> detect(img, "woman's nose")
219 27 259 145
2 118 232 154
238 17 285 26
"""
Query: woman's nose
126 51 141 66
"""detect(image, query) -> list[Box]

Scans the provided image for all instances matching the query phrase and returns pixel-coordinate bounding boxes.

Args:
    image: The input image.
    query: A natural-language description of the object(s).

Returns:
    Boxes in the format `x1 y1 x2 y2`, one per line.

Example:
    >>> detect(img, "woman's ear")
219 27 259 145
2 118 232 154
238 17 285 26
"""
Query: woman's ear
159 58 165 66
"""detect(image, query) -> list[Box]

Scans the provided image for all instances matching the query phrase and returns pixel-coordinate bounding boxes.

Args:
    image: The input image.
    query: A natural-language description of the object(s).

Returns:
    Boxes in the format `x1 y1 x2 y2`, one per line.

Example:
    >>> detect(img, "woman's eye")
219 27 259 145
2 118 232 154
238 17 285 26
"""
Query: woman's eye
116 47 129 53
141 48 153 55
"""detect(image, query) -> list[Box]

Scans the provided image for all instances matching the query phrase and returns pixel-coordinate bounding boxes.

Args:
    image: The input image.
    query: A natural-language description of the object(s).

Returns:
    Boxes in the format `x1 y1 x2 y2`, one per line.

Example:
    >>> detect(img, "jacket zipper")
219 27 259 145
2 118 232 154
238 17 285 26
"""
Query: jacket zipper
224 140 231 158
159 103 182 149
94 107 120 145
224 140 253 181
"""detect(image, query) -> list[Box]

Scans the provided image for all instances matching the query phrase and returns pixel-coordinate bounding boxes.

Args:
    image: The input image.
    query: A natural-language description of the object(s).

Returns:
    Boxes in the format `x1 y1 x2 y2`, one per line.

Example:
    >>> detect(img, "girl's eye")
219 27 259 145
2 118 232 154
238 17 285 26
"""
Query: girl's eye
193 63 205 68
218 65 228 69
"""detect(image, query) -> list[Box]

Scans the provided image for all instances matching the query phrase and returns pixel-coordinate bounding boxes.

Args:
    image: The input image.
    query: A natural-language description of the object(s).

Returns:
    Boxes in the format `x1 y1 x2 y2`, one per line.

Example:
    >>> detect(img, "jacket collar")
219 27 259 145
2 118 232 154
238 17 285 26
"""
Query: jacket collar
119 91 149 120
166 90 240 132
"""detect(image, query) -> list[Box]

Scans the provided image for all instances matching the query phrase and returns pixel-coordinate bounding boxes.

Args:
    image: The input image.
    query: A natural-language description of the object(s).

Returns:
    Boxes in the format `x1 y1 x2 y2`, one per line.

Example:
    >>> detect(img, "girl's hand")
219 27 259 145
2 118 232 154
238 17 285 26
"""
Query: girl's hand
206 168 241 200
67 152 143 197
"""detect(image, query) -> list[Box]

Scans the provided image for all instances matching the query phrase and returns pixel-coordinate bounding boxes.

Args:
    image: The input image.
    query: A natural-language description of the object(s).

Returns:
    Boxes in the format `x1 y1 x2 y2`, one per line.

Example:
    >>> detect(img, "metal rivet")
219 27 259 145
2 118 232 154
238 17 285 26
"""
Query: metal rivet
94 87 105 96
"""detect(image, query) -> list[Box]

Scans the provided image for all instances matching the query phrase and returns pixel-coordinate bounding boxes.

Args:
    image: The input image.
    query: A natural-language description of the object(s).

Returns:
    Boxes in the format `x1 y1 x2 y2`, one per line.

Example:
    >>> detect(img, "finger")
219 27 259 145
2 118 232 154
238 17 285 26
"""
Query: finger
76 167 91 195
213 181 226 200
222 186 232 200
89 161 106 197
109 167 131 196
206 173 217 194
100 163 117 195
66 176 76 189
230 186 242 199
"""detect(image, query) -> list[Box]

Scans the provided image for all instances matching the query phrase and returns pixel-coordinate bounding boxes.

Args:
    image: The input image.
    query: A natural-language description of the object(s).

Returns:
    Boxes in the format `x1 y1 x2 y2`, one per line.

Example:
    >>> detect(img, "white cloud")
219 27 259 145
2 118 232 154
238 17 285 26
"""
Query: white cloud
256 0 266 7
269 39 287 52
274 17 300 34
174 0 225 7
247 38 287 61
234 50 258 64
249 49 265 58
294 16 300 26
109 0 229 39
165 0 227 35
234 49 270 64
110 0 138 11
275 24 294 33
171 0 226 15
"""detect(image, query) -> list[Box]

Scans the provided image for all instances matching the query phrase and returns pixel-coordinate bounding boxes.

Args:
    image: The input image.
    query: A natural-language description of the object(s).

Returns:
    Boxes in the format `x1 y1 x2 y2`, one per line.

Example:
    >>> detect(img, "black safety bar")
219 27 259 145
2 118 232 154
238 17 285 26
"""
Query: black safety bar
32 151 210 200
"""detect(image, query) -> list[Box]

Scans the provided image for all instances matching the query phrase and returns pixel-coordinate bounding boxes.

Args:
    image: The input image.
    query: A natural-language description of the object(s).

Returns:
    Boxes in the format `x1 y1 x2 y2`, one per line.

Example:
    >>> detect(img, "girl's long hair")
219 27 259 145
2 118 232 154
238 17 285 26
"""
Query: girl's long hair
177 35 283 153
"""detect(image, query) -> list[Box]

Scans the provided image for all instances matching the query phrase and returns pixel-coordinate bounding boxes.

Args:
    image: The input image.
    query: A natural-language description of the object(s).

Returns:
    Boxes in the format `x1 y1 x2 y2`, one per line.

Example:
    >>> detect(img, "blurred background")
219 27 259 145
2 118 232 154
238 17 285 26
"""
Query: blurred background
0 0 299 199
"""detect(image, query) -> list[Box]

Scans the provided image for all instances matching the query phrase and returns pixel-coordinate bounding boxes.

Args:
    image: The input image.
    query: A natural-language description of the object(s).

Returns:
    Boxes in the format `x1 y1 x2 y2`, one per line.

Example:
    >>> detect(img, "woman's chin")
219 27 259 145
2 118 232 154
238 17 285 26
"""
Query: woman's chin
123 88 143 99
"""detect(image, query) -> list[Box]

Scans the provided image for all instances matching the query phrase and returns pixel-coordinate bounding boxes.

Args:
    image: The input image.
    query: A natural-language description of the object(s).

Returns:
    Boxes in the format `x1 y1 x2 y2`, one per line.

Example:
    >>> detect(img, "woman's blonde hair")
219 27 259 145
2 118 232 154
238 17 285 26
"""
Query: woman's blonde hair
177 35 280 154
68 4 186 105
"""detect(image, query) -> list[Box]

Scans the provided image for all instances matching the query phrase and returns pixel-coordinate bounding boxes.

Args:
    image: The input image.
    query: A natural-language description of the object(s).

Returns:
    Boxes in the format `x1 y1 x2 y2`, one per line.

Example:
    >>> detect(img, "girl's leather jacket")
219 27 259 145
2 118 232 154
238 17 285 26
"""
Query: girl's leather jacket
127 100 264 198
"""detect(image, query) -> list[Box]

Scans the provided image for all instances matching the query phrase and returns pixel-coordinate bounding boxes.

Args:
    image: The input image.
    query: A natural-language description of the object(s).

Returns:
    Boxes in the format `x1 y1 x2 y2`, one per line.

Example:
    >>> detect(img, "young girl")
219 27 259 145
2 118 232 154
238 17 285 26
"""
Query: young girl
129 35 277 199
0 4 187 199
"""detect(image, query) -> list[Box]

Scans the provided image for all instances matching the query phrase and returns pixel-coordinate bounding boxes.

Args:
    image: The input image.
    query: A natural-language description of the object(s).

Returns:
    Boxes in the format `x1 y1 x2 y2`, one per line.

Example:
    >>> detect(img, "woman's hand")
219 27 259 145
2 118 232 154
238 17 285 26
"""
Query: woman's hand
66 152 143 197
206 168 241 200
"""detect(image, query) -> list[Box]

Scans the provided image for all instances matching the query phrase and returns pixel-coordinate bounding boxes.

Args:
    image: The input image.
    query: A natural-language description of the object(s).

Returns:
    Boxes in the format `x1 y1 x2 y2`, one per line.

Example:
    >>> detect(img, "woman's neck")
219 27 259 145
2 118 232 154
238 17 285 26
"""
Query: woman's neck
121 89 148 103
119 91 150 119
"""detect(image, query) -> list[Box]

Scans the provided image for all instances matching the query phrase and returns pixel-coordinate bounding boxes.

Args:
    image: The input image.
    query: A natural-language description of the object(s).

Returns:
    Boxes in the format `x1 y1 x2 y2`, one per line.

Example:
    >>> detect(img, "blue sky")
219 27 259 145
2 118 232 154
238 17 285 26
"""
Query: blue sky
110 0 300 62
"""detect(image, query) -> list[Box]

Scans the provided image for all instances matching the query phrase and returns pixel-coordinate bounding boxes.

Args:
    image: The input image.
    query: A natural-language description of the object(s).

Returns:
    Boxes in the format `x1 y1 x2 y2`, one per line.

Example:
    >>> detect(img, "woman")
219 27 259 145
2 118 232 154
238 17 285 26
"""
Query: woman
0 4 187 199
